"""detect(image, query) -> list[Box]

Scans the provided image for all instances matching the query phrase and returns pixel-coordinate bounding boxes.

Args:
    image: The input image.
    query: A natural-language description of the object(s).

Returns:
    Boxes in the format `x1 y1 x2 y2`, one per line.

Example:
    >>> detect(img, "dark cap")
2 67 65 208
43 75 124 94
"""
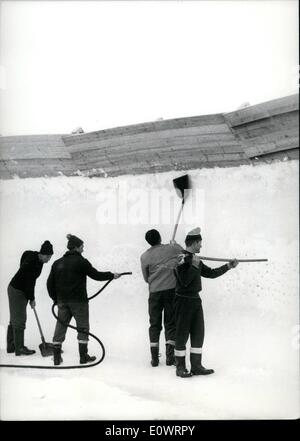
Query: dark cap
40 240 54 255
66 234 84 250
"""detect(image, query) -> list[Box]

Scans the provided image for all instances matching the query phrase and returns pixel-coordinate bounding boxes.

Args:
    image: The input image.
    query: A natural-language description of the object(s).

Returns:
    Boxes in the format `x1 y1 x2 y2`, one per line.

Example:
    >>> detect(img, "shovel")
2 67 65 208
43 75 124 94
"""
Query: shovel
172 174 192 241
172 174 268 263
32 306 54 357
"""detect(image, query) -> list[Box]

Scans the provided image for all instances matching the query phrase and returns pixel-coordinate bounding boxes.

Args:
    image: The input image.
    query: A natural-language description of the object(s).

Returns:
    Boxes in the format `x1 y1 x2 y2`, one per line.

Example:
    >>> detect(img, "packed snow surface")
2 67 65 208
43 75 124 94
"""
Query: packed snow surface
0 161 299 420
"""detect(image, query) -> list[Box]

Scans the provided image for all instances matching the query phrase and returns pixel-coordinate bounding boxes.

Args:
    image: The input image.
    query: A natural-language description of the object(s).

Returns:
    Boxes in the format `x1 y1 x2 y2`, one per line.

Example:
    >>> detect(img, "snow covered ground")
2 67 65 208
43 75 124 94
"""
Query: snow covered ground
0 160 299 420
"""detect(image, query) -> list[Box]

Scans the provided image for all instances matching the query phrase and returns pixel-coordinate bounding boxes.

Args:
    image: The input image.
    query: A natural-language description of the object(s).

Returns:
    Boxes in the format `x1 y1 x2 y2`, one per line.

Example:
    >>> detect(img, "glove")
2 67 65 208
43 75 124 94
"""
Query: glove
227 259 239 269
177 254 186 265
29 300 36 309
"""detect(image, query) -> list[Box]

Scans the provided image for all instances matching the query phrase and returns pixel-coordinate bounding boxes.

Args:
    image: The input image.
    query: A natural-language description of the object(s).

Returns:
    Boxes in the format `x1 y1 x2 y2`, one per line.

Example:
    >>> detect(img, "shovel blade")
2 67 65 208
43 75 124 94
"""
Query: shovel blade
173 174 192 200
39 342 54 357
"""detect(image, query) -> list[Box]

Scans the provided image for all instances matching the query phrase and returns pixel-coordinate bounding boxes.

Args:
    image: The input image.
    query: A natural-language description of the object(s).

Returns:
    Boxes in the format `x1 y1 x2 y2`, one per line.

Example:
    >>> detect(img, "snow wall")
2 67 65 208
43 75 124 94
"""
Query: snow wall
0 160 299 420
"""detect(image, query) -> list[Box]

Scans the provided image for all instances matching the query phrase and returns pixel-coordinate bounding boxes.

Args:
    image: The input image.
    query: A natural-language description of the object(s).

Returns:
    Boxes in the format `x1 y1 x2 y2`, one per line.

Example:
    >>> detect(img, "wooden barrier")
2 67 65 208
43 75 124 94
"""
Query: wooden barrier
0 95 298 179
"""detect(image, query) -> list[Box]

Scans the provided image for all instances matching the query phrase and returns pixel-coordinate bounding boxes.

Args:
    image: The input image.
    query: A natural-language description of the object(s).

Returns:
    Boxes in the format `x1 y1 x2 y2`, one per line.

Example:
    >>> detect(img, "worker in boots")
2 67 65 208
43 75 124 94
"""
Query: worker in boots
174 227 238 378
7 241 54 356
141 229 183 367
47 234 121 366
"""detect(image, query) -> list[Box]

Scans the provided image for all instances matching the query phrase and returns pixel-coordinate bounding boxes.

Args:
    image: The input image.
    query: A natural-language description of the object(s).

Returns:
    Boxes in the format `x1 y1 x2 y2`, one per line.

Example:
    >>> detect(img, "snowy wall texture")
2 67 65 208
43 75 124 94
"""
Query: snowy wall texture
0 160 298 420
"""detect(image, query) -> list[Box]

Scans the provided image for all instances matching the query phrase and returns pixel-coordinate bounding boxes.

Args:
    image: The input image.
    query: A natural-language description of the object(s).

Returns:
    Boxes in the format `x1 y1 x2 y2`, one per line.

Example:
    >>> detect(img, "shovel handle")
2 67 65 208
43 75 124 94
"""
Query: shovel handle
199 256 268 263
32 307 46 343
172 200 184 241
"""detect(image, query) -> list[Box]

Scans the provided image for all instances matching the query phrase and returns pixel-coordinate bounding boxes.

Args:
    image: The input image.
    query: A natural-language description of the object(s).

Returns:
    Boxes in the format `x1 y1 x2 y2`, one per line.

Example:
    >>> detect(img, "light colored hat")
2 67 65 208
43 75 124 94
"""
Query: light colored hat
186 227 202 240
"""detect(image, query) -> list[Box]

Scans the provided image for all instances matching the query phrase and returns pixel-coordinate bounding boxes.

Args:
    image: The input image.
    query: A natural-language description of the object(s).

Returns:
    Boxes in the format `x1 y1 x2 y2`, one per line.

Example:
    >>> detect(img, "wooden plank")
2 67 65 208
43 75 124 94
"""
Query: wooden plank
264 94 299 116
206 153 246 162
69 135 238 159
64 124 233 153
271 111 299 126
225 94 298 127
233 126 299 142
70 139 240 161
276 136 299 150
236 126 299 141
245 139 299 158
232 113 298 138
0 147 71 160
3 158 74 177
78 131 235 152
225 107 270 127
62 113 226 146
250 149 299 162
0 135 71 160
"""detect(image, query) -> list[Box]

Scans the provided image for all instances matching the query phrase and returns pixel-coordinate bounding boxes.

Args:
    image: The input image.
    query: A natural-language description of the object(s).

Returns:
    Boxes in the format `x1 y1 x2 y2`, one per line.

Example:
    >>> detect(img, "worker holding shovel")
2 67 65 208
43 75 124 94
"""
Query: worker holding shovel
174 228 239 378
47 234 121 366
7 240 54 356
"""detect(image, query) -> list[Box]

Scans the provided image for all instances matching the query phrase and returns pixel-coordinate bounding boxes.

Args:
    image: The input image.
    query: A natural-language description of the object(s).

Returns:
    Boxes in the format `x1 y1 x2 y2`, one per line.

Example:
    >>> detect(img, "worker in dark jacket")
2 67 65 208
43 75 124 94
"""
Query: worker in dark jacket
140 229 183 367
174 227 238 378
47 234 121 365
7 241 54 356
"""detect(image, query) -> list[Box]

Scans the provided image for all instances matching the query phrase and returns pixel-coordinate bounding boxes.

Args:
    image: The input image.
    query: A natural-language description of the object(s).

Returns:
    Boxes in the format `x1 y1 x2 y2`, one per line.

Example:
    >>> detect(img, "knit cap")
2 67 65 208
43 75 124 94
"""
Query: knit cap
40 240 54 255
66 234 84 250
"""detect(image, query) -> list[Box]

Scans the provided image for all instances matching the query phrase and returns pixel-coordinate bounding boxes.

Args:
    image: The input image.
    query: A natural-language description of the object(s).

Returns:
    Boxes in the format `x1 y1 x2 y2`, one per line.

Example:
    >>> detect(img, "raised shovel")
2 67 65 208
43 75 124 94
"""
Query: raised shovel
32 306 54 357
172 174 192 241
172 174 268 263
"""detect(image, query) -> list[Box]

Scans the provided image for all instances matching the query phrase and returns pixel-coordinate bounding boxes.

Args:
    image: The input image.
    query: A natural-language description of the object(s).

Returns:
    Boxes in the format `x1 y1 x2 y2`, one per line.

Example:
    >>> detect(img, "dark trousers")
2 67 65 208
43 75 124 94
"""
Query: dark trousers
7 284 28 330
148 288 175 345
175 296 205 351
53 302 90 344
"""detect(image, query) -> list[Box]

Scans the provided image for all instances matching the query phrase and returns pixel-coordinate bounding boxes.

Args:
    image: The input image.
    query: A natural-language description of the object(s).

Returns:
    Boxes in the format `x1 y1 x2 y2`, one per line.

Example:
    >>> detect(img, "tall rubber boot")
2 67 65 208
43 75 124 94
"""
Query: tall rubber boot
166 344 175 366
14 329 35 356
53 345 63 366
79 343 96 364
6 324 15 353
190 353 214 375
175 356 192 378
150 346 159 367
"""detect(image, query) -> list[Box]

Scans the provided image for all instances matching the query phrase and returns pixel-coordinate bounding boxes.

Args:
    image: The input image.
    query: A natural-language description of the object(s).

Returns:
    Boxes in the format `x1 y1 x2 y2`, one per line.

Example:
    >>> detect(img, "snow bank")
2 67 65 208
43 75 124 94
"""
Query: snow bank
0 160 298 420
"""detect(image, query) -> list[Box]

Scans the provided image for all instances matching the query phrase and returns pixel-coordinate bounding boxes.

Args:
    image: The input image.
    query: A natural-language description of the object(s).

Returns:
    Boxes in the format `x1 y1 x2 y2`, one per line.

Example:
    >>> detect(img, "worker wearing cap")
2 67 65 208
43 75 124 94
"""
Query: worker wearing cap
47 234 121 365
174 227 238 378
140 229 184 367
7 240 54 356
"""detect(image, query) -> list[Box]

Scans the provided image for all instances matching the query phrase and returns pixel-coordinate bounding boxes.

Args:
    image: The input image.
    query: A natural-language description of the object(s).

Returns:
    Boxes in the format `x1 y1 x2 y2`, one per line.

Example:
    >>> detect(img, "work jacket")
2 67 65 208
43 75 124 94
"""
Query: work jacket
140 243 183 293
47 250 114 303
10 251 43 301
175 251 229 298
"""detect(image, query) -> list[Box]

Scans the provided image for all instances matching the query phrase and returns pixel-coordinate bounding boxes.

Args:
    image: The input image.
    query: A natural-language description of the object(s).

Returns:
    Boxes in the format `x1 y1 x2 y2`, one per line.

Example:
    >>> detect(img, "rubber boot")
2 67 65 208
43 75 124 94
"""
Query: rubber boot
150 346 159 367
79 343 96 364
6 324 15 353
190 353 214 375
175 356 192 378
166 344 175 366
53 345 63 366
14 329 35 356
